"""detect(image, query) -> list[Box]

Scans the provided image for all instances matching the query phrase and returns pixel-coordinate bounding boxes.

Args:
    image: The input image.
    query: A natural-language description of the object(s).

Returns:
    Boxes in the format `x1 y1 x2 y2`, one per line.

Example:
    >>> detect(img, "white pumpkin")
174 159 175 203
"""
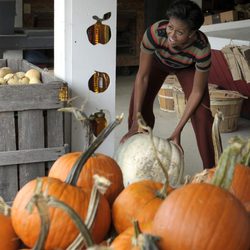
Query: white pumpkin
0 77 7 84
0 67 12 78
114 132 184 187
25 68 40 79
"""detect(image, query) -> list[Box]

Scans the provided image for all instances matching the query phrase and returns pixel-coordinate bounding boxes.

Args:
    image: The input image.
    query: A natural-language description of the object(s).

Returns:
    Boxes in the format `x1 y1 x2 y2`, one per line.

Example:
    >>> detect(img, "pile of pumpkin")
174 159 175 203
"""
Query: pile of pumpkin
1 115 250 249
0 67 41 85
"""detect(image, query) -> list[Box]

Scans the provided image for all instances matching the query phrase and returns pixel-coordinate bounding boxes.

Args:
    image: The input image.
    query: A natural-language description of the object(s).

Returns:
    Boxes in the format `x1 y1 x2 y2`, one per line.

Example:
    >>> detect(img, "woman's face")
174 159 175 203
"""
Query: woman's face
166 17 194 48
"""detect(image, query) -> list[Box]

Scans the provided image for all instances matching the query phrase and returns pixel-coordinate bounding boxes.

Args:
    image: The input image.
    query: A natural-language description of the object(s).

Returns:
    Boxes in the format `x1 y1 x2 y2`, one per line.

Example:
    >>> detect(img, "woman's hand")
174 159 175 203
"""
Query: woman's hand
168 130 184 153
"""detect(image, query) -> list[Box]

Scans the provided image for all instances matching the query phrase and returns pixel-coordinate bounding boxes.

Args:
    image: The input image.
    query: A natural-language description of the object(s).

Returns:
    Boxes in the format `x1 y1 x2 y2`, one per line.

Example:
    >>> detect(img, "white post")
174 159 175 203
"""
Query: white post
54 0 117 156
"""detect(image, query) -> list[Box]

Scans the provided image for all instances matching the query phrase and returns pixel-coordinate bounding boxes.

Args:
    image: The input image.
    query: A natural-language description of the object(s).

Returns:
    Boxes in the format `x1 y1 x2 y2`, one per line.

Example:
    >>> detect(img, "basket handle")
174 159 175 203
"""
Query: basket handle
228 91 248 99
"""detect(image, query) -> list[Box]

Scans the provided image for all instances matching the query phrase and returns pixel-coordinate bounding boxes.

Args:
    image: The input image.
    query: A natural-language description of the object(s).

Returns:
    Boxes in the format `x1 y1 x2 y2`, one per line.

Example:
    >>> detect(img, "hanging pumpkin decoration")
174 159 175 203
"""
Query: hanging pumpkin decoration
87 12 111 45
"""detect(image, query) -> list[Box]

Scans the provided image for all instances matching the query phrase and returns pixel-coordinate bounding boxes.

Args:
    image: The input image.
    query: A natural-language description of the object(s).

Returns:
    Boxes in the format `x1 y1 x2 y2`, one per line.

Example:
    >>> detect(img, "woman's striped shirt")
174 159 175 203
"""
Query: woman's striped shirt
141 20 211 72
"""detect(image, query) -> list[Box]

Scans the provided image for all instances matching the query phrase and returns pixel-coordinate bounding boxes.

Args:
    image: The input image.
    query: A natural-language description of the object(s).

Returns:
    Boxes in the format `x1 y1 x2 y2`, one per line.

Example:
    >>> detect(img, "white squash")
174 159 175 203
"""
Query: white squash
0 67 12 78
18 76 30 84
114 131 184 187
3 73 14 81
25 69 41 80
29 77 41 84
0 77 7 84
15 71 26 79
6 74 19 85
14 72 30 84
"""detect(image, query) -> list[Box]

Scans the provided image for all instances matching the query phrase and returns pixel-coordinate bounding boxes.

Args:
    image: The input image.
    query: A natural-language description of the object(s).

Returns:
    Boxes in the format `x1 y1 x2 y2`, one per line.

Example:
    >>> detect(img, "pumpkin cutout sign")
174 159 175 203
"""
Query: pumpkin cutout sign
88 70 110 93
87 12 111 45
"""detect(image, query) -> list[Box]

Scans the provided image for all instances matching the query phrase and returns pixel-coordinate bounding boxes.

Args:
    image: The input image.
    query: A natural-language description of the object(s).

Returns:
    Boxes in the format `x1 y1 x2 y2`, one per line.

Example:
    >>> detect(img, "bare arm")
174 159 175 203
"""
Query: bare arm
121 51 154 142
169 70 209 146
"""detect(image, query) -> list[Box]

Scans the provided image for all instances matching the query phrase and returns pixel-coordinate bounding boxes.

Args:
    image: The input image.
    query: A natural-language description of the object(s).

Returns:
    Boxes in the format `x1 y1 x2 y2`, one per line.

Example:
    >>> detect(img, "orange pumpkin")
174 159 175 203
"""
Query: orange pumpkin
111 222 154 250
229 164 250 211
11 115 123 250
192 137 250 212
152 183 250 250
193 164 250 212
112 179 173 234
49 152 124 205
11 177 111 249
0 213 20 250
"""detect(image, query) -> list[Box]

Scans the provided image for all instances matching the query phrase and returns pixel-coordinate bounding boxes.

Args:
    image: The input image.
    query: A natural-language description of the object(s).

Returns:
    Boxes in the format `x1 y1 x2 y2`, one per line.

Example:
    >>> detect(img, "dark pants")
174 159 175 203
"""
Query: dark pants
128 56 215 169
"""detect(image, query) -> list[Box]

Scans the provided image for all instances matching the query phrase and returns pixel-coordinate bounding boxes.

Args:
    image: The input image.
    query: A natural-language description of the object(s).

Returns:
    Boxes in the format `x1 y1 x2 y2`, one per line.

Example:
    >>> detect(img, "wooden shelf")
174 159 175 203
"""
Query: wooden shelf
201 19 250 41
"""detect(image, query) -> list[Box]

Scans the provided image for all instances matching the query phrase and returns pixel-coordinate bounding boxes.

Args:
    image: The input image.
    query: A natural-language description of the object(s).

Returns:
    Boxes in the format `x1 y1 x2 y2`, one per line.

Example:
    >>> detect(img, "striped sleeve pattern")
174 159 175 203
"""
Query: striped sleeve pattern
140 20 168 54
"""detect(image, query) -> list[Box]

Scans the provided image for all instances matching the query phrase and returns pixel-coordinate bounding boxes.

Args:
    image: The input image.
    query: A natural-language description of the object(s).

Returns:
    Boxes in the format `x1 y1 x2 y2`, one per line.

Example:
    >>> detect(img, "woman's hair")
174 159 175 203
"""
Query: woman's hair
166 0 204 30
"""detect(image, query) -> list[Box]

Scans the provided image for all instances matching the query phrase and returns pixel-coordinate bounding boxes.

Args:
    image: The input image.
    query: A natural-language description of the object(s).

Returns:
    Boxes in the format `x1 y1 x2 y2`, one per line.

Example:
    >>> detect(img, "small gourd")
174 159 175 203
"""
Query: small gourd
0 77 7 84
15 71 26 79
3 73 14 81
7 74 20 85
0 67 12 78
25 69 41 84
29 77 41 84
19 76 30 84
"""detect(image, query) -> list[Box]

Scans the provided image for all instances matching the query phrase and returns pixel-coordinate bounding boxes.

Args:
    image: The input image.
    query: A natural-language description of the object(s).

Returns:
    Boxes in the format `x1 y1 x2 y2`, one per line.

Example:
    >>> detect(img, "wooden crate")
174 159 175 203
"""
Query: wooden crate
0 59 69 203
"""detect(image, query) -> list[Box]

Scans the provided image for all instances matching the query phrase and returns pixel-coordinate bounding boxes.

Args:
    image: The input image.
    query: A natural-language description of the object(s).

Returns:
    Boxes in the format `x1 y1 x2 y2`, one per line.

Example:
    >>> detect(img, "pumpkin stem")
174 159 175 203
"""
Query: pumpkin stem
58 97 94 151
240 139 250 166
210 140 243 189
138 234 160 250
27 178 97 249
226 136 250 166
48 196 94 248
131 220 160 250
157 182 168 199
65 114 123 185
212 111 223 166
168 140 184 187
0 196 11 216
85 175 111 228
25 178 50 250
137 112 184 188
132 220 142 245
67 175 111 250
137 113 169 186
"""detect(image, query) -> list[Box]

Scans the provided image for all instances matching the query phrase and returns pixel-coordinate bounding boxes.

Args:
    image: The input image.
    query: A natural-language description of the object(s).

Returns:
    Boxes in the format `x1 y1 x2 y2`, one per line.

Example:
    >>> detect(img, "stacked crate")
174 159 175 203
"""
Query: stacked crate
0 59 69 203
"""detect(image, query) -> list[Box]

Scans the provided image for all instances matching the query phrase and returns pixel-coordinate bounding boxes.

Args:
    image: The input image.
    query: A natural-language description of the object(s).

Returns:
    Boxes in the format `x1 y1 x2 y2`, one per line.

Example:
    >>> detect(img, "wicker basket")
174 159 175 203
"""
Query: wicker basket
172 85 186 119
210 90 246 133
158 82 175 112
173 87 245 133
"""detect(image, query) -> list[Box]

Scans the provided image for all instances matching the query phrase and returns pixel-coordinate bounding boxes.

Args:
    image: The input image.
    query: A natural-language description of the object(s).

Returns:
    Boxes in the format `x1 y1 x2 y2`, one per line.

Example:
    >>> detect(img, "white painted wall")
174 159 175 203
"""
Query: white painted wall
54 0 117 155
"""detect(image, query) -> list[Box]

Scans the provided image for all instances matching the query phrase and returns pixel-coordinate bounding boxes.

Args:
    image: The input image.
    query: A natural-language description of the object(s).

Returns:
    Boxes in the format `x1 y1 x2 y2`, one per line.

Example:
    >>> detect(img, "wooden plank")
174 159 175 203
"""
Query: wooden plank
0 81 65 112
0 112 18 202
20 59 65 84
46 109 65 170
18 110 45 188
7 58 22 72
0 146 66 166
0 59 7 67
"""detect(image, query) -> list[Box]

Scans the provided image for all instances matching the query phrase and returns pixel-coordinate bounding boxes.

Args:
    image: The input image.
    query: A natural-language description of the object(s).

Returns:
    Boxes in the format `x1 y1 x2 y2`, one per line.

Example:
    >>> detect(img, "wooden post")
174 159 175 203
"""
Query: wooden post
54 0 117 156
